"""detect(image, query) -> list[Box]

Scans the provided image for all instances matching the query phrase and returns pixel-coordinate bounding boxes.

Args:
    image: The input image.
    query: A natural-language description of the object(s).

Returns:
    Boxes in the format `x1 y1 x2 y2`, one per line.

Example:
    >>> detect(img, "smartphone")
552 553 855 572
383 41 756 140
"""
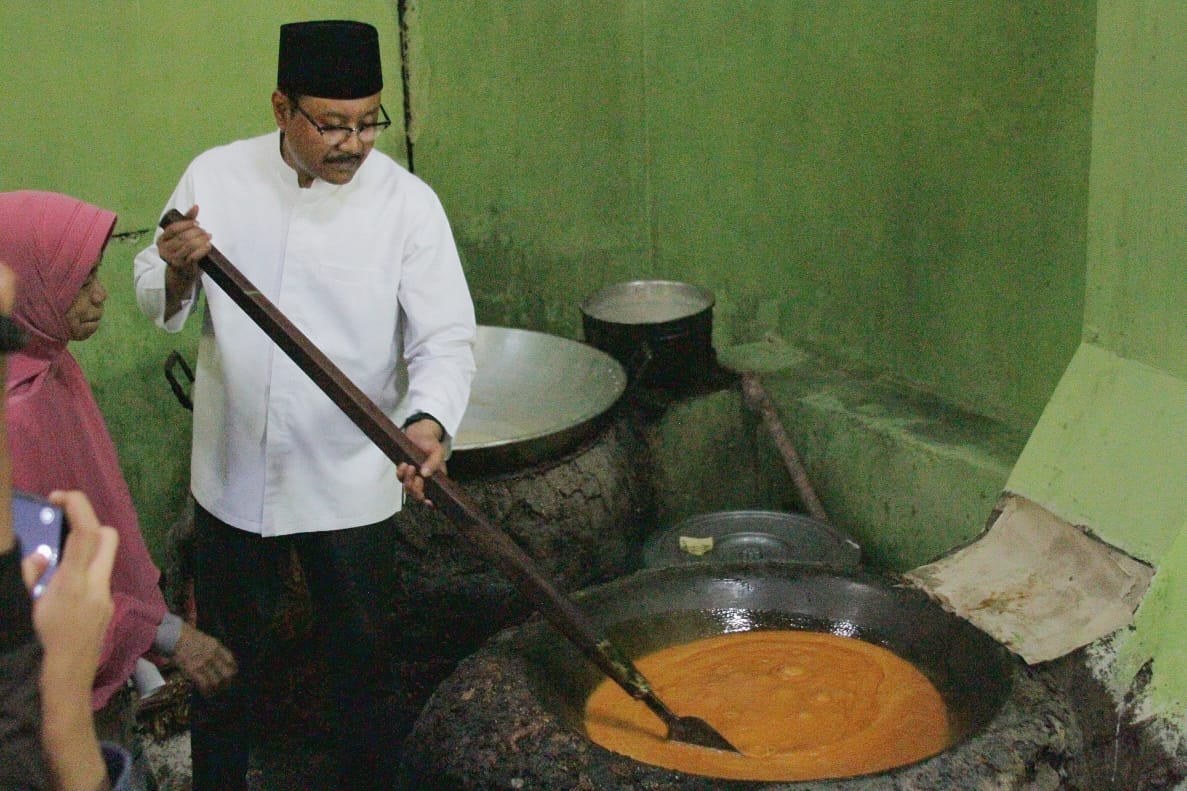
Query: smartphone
12 490 67 597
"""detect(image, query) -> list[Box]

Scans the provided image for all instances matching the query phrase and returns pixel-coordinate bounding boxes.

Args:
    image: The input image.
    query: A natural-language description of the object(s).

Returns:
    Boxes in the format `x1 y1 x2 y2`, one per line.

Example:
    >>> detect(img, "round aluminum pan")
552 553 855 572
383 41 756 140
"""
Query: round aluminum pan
451 326 627 474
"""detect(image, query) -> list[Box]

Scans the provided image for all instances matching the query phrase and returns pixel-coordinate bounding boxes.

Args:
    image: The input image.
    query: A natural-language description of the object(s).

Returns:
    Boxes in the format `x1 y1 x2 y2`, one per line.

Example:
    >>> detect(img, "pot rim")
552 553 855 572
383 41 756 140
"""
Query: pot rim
580 279 715 325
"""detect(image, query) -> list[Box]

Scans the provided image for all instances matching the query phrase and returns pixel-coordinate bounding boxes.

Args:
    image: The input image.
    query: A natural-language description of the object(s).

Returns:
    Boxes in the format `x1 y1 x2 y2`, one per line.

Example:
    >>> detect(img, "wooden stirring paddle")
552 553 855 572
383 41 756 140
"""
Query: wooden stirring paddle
157 209 738 753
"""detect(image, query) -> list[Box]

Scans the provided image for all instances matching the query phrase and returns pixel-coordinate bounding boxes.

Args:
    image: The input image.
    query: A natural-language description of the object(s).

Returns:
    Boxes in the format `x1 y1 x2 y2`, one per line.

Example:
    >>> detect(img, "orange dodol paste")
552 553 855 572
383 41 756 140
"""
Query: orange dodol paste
584 630 951 781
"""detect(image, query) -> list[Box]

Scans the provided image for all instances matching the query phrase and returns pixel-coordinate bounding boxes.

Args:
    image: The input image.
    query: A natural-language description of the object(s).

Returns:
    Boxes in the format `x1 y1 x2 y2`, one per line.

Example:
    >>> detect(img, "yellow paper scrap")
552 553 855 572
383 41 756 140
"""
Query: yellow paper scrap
678 535 715 557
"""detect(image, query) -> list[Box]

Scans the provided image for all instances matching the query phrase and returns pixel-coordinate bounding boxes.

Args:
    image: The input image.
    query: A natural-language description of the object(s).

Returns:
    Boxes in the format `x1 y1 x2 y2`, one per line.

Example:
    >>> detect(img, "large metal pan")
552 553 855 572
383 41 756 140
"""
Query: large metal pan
521 562 1014 746
404 561 1028 790
450 326 627 474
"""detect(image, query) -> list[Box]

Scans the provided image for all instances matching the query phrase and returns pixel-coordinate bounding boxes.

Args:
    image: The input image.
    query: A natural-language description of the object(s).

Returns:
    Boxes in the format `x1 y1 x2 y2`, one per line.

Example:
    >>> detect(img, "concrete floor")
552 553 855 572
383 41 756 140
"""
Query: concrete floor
142 731 339 791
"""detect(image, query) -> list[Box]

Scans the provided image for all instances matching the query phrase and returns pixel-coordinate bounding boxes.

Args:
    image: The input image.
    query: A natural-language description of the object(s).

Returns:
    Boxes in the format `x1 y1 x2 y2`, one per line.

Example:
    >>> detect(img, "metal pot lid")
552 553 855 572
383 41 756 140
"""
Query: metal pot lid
642 510 862 568
580 280 714 325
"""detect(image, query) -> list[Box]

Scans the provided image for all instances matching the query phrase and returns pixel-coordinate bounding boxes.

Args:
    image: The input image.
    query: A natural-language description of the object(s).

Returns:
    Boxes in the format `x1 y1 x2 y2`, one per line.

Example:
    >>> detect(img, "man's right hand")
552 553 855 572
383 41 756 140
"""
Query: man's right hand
157 204 211 319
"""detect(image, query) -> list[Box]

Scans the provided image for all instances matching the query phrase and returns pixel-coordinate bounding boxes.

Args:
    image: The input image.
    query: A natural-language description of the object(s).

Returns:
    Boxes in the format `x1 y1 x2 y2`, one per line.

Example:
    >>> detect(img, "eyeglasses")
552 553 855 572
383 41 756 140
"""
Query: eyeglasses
293 102 391 145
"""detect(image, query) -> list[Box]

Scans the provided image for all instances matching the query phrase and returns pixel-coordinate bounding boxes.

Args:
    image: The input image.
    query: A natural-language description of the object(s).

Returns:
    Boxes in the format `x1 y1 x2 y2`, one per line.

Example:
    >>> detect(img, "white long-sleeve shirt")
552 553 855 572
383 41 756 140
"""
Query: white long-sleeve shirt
134 131 476 537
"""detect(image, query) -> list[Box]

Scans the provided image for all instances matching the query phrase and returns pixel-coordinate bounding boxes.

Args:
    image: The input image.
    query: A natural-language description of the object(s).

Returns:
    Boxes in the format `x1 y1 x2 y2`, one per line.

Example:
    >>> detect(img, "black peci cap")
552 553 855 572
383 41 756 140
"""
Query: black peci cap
277 20 383 99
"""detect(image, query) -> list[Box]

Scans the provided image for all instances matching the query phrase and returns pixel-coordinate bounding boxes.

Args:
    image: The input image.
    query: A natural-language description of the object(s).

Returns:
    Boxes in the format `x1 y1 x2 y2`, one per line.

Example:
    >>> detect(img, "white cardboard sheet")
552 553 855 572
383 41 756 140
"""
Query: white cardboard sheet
905 493 1153 665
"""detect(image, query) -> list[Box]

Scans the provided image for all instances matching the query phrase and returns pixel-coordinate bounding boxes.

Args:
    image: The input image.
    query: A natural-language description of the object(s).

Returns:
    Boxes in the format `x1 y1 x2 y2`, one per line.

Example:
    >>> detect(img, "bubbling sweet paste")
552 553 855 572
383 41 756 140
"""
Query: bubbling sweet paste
584 630 950 781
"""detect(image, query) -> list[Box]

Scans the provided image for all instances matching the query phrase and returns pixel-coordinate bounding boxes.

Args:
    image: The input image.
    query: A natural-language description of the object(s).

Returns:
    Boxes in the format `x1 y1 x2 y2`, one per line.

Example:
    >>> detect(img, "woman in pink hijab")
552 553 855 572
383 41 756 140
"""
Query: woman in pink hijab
0 191 236 720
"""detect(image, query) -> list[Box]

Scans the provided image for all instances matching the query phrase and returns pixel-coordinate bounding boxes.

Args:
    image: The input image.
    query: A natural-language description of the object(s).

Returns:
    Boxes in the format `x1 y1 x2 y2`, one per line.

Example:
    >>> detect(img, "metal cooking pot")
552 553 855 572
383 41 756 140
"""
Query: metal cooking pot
581 280 716 390
450 326 627 474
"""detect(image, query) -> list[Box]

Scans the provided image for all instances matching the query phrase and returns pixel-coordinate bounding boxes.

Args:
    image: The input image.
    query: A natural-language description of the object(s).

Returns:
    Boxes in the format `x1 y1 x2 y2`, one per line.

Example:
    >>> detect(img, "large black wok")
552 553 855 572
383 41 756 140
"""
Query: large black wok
520 562 1012 748
401 561 1077 791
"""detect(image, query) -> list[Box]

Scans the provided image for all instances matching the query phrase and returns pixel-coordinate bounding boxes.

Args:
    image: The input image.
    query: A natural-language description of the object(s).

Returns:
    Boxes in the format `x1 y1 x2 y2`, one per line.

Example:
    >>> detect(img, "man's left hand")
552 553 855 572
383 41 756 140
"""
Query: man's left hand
397 418 446 506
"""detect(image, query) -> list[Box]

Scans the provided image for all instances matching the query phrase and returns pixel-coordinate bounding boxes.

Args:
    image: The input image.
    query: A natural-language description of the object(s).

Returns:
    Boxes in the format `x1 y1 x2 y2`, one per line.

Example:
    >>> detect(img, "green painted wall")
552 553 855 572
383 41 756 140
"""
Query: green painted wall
1083 4 1187 376
404 1 653 330
1008 2 1187 725
0 2 406 228
411 1 1093 429
1010 345 1187 564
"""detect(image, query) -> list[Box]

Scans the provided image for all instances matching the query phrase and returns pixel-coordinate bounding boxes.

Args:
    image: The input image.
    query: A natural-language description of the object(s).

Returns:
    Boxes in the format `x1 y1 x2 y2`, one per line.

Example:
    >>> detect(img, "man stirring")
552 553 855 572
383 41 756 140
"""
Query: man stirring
133 19 476 790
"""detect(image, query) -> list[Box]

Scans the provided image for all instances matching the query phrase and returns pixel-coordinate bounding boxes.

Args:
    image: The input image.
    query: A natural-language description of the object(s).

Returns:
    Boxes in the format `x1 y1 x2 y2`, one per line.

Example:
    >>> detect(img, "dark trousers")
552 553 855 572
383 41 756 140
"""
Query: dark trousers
188 502 406 791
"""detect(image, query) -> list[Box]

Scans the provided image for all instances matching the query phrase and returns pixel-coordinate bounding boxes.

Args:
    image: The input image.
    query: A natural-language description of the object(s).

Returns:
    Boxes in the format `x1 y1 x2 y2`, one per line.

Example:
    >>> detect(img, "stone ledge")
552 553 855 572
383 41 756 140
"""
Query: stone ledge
717 338 1029 570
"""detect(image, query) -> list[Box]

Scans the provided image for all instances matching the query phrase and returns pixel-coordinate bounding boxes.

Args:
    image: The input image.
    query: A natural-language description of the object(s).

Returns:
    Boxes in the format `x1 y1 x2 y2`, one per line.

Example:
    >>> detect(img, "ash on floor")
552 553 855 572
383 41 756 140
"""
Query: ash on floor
141 731 340 791
142 733 190 791
136 647 441 791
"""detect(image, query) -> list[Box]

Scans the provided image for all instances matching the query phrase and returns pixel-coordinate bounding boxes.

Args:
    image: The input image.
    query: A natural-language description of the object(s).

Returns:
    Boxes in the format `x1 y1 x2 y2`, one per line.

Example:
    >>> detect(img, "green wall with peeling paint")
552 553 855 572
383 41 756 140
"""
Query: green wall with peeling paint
409 1 1093 430
0 2 408 228
1007 2 1187 725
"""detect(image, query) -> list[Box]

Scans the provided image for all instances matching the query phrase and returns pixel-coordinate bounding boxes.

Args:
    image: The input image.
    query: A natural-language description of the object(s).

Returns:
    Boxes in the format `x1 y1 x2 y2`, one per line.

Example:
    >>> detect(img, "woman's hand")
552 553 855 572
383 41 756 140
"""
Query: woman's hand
34 490 119 791
172 622 238 696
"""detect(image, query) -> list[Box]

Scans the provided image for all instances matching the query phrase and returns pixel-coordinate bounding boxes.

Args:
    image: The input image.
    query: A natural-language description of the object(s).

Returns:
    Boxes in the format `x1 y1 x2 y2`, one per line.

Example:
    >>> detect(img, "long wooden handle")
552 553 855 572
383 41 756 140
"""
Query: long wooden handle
158 209 660 702
740 372 829 523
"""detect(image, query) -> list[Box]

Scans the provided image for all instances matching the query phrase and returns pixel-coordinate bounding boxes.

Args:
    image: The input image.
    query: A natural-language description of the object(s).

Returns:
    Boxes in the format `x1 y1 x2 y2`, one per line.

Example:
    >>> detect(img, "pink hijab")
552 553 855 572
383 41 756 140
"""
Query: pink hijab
0 190 167 710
